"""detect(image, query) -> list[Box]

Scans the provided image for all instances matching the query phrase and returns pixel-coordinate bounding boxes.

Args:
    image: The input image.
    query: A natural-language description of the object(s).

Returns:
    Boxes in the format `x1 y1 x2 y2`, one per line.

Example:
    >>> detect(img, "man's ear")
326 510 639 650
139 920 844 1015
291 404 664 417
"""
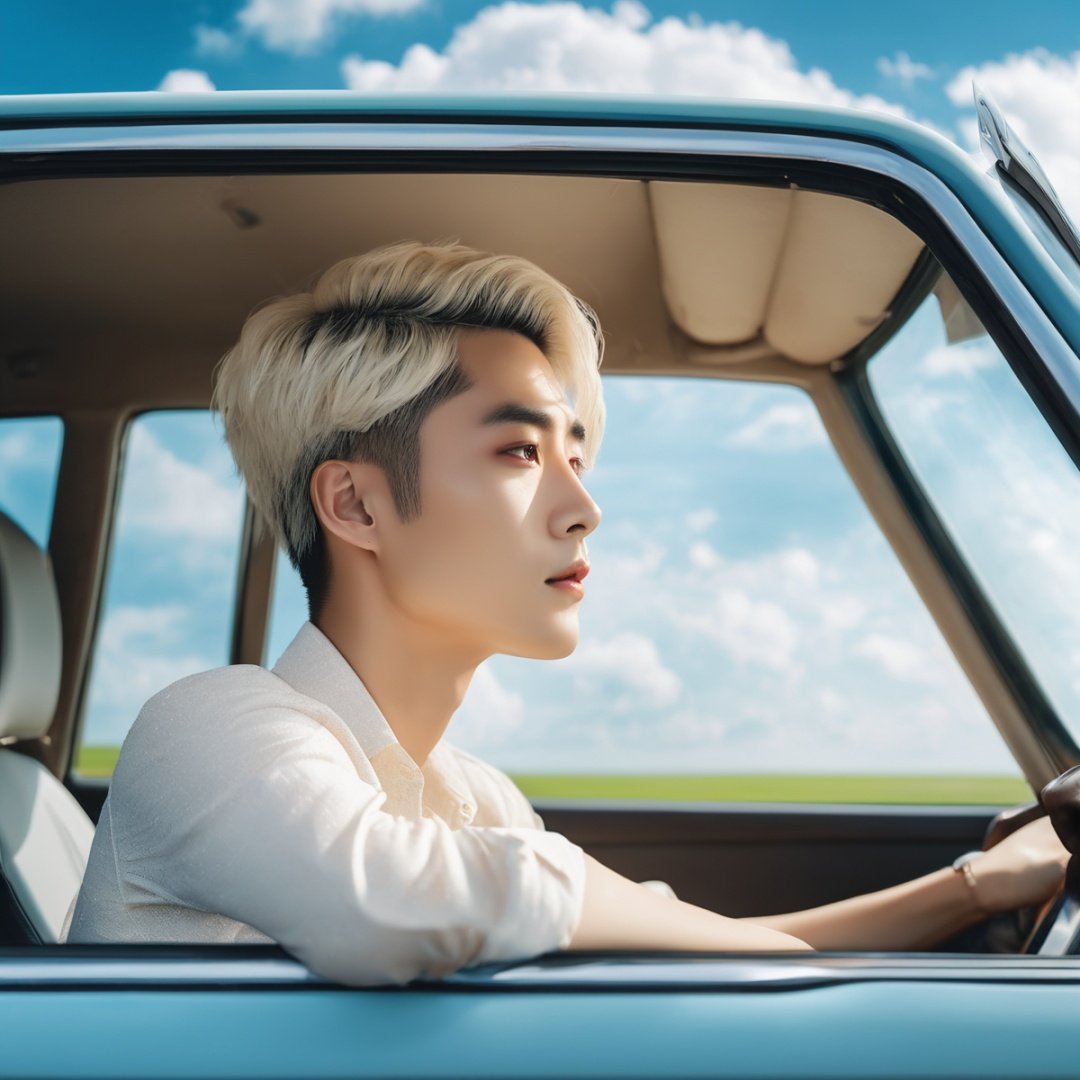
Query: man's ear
309 460 386 553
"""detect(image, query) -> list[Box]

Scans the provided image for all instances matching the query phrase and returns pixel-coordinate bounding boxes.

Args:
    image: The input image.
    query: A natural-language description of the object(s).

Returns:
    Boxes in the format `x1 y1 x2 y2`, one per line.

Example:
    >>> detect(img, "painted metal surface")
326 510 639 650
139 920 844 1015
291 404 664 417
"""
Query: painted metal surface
0 952 1077 1076
3 981 1080 1079
1 92 1079 1077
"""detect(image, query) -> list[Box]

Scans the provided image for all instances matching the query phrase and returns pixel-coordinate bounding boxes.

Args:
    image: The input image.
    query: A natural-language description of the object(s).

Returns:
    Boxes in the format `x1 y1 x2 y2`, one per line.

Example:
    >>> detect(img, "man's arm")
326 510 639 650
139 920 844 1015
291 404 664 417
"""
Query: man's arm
744 817 1067 950
570 855 810 952
105 675 806 987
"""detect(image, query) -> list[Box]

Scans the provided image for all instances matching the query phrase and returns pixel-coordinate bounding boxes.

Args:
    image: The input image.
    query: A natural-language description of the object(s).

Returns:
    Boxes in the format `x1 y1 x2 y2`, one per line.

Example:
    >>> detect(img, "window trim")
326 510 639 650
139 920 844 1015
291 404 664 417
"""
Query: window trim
2 945 1080 991
69 408 248 787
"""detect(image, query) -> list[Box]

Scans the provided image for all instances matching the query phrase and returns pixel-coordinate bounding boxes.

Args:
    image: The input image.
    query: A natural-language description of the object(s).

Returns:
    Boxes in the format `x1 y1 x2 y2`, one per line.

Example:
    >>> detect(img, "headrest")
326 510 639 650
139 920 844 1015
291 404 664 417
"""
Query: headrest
0 512 62 741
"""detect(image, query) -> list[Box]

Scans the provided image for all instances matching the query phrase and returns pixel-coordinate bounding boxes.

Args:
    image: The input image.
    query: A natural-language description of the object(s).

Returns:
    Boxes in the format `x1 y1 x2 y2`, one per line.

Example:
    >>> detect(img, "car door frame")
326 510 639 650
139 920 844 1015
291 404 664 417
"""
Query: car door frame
4 105 1080 1028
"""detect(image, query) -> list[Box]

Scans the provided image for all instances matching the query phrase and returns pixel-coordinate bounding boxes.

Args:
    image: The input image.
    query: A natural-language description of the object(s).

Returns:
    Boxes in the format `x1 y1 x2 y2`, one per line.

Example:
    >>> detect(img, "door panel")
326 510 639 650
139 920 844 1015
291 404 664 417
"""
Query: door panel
539 802 996 915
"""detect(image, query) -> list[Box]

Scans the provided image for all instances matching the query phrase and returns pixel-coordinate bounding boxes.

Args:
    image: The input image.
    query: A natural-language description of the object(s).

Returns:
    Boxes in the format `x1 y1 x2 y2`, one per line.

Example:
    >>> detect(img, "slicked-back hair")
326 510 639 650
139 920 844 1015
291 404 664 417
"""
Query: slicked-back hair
213 240 605 619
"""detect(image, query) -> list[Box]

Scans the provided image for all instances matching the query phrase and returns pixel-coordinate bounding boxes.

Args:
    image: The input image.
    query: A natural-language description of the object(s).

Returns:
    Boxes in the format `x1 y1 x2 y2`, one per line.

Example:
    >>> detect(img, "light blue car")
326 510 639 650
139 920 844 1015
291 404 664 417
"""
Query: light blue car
1 88 1079 1078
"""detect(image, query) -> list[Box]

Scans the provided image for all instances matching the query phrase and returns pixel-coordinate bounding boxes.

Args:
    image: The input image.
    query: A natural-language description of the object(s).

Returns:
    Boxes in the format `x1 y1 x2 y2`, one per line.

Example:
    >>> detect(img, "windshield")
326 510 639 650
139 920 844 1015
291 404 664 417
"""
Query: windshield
866 271 1080 740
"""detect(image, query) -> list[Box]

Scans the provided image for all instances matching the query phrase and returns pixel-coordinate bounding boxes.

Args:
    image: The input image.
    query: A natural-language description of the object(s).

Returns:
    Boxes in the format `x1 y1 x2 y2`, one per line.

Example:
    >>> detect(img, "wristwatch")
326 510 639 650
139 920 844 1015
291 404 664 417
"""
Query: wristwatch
952 849 986 911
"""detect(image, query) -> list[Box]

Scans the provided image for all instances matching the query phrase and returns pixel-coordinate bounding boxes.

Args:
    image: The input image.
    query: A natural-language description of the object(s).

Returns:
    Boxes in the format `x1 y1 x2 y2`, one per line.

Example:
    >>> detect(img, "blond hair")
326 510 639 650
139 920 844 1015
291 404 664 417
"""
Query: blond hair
213 240 605 610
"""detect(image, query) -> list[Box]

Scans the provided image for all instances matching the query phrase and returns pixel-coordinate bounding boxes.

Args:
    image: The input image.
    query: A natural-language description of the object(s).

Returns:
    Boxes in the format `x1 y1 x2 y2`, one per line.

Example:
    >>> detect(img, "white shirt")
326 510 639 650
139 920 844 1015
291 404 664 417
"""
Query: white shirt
67 622 587 985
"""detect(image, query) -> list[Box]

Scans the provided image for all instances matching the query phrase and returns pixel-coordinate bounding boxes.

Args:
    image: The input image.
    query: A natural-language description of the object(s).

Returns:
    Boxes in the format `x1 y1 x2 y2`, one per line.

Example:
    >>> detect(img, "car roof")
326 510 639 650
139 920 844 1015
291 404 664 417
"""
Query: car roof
4 88 1078 354
0 89 978 171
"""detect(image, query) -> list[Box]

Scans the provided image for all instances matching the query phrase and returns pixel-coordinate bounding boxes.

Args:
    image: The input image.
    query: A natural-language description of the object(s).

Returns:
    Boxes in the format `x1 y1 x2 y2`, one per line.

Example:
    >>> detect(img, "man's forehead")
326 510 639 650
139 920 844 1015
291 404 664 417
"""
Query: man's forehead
454 328 579 429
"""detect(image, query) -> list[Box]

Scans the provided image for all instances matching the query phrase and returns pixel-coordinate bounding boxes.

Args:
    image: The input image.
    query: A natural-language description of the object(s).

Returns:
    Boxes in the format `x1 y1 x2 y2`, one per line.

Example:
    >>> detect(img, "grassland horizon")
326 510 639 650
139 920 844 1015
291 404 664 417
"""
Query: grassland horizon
75 745 1029 804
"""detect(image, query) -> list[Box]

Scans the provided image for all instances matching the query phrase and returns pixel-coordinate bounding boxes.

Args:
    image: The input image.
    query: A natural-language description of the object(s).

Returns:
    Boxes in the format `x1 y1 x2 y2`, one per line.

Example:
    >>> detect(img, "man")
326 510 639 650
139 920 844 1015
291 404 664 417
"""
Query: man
68 240 1066 983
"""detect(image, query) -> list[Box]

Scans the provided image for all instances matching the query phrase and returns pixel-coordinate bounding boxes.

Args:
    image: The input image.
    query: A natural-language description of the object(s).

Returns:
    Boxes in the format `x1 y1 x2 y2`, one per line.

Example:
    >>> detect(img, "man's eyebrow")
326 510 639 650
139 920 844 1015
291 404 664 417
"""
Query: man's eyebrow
480 402 586 443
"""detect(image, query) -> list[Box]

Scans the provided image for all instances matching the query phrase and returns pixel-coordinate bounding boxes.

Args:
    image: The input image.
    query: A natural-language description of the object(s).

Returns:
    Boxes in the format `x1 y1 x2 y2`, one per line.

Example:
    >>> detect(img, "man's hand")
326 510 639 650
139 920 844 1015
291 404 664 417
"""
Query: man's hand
968 816 1069 913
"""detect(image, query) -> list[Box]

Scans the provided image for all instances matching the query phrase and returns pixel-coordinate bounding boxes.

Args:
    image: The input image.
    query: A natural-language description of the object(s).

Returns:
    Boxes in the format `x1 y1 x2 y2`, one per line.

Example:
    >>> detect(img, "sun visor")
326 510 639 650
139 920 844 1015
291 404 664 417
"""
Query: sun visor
649 182 791 345
650 181 925 364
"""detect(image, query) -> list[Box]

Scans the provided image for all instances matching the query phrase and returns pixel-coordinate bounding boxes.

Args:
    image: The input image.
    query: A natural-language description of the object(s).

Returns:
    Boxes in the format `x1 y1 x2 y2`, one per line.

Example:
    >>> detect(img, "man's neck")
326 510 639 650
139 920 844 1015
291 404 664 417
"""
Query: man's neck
315 602 483 768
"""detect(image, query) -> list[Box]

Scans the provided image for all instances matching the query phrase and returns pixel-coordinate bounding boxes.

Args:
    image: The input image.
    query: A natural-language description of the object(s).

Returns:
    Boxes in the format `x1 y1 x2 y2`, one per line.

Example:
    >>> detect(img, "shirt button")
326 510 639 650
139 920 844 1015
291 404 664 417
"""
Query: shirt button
460 803 475 823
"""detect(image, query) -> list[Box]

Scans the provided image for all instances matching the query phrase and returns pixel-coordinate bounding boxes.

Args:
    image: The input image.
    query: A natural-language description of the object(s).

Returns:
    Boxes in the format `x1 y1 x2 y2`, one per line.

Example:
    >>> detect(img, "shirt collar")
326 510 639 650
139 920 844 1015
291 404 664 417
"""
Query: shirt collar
272 621 398 759
271 622 476 827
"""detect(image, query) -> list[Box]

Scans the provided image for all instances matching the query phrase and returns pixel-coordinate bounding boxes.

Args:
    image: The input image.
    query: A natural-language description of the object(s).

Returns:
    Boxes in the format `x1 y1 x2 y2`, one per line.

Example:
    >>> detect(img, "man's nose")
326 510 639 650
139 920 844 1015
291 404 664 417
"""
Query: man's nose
551 471 602 538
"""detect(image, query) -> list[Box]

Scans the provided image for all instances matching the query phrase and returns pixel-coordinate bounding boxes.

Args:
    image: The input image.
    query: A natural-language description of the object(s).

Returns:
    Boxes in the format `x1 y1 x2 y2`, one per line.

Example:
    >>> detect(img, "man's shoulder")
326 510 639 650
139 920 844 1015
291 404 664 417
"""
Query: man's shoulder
135 664 298 732
143 663 286 711
117 663 337 773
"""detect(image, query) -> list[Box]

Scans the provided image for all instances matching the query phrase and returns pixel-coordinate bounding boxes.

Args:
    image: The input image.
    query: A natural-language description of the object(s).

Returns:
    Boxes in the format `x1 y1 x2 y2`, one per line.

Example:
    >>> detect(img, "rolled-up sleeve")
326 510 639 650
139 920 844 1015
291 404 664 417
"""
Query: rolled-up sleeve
106 676 586 986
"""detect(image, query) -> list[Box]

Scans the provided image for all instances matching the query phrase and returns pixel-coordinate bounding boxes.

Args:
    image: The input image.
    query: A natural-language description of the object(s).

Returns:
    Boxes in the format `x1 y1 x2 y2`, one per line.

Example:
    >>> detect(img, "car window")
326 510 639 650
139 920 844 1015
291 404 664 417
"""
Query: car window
0 415 64 549
75 411 246 777
867 272 1080 747
266 375 1024 805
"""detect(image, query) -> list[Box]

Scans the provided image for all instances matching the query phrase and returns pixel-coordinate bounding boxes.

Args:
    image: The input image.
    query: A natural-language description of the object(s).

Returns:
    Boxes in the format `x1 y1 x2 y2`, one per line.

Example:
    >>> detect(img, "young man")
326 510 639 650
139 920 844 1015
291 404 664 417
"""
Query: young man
68 241 1066 983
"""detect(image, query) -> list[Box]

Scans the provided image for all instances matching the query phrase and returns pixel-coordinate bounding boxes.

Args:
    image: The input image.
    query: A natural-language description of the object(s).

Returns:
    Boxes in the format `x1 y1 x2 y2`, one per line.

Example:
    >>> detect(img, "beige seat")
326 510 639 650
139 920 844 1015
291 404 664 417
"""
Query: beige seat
0 510 94 943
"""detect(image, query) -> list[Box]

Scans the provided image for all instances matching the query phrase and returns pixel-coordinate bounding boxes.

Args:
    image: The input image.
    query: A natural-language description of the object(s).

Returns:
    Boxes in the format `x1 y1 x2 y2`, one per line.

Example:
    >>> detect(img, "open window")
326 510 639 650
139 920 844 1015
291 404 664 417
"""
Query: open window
1 116 1077 964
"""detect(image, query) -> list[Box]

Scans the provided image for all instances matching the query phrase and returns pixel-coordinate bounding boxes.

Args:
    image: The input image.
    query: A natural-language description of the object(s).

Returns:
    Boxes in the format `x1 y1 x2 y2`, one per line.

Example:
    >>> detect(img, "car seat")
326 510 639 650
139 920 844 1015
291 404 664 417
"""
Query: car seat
0 510 94 943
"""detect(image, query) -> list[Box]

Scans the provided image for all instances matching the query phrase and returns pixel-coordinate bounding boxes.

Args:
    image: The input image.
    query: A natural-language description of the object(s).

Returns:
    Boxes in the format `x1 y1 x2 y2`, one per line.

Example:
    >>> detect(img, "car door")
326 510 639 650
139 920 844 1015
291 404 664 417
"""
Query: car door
6 96 1072 925
2 94 1080 1079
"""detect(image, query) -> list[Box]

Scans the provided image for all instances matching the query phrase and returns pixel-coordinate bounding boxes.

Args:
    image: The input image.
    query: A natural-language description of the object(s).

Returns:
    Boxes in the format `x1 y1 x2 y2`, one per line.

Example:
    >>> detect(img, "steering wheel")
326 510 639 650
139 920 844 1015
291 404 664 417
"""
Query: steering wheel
1022 888 1080 954
1020 766 1080 956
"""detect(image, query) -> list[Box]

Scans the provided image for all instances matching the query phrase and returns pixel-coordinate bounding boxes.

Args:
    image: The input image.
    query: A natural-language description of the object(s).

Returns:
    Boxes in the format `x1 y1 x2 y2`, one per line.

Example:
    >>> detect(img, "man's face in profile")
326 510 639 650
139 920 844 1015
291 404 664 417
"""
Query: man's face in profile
374 328 601 662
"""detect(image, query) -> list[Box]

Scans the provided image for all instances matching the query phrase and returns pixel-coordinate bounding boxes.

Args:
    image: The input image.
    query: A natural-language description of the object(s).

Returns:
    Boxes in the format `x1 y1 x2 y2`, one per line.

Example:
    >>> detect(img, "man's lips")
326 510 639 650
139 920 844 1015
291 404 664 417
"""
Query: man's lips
545 561 590 586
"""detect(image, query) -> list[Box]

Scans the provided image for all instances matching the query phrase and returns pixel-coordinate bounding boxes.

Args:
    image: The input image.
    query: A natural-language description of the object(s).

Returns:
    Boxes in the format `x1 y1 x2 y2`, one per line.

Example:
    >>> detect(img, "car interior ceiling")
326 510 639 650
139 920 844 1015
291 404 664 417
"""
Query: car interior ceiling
0 171 1033 837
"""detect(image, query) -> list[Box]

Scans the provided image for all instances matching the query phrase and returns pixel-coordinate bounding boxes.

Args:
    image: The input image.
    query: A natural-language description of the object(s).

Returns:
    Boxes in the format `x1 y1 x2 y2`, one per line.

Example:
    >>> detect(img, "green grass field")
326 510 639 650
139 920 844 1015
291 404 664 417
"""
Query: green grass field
75 745 1029 804
510 772 1031 804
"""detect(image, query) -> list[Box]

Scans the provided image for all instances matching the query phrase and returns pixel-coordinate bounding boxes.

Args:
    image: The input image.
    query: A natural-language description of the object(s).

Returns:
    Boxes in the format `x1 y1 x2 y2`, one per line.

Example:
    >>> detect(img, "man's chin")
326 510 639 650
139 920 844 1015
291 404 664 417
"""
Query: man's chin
500 628 579 661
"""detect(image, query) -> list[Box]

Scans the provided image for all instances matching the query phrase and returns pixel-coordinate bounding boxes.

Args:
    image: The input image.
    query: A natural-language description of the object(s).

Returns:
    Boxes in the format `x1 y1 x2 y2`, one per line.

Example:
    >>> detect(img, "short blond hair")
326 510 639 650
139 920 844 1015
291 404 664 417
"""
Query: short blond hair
213 240 605 607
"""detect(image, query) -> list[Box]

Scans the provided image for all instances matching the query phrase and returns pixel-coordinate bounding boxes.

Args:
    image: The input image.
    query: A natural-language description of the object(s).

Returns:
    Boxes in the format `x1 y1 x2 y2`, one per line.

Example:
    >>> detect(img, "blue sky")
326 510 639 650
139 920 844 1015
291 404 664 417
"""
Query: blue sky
5 1 1080 213
4 1 1079 113
3 1 1080 779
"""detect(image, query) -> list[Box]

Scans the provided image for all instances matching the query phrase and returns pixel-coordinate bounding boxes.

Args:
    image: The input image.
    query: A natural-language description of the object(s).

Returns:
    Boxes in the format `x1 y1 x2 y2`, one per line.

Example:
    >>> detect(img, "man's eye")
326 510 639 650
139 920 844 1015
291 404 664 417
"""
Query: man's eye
506 444 540 463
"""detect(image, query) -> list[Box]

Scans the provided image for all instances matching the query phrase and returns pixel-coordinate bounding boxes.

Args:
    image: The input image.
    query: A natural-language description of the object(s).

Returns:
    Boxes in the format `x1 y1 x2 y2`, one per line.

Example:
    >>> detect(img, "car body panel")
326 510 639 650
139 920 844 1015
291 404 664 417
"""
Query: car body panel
3 974 1080 1079
1 90 1080 1076
4 950 1080 1078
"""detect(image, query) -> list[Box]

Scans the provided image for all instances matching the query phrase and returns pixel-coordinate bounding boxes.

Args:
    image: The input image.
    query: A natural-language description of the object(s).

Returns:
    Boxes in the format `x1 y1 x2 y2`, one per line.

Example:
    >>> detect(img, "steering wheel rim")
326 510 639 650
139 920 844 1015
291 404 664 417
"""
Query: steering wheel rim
1022 883 1080 955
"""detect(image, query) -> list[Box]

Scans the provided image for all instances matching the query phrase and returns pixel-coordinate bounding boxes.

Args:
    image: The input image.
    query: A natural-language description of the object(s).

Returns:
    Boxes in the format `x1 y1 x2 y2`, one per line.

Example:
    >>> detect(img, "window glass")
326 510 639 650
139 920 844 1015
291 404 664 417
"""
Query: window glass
266 550 308 667
267 375 1023 804
868 273 1080 746
0 416 64 548
995 171 1080 298
76 412 246 777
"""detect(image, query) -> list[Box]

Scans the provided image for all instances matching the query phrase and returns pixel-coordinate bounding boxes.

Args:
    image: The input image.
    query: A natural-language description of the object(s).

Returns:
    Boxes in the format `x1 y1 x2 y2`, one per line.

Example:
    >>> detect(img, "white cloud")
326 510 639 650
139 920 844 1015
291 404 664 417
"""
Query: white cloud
340 0 907 117
194 24 240 58
452 662 526 744
947 48 1080 221
82 604 217 744
121 424 243 544
856 633 934 683
876 51 934 89
238 0 424 53
920 340 998 379
563 630 682 710
680 585 799 671
157 69 217 93
882 341 1080 722
726 401 827 451
685 508 718 533
680 543 825 670
453 515 1008 774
